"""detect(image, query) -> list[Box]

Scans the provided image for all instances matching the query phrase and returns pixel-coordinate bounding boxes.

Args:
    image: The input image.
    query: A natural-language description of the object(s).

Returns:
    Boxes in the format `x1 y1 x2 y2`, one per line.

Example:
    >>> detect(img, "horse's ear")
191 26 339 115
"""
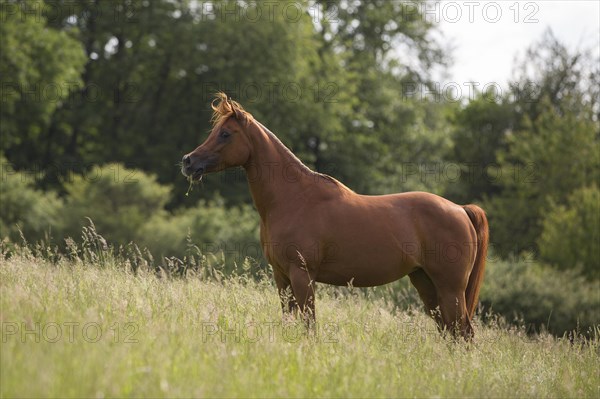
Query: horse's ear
233 107 247 126
223 96 248 126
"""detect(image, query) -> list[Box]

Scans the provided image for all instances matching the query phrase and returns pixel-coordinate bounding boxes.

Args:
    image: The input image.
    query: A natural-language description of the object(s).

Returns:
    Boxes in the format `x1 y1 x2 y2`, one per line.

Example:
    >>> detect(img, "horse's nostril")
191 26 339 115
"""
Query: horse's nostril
183 155 191 165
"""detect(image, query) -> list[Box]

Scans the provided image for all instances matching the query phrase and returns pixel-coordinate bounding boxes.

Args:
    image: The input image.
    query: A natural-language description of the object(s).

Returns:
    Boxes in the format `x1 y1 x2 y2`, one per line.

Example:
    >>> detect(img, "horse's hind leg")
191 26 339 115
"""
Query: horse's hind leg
437 288 473 340
423 252 475 340
409 268 442 330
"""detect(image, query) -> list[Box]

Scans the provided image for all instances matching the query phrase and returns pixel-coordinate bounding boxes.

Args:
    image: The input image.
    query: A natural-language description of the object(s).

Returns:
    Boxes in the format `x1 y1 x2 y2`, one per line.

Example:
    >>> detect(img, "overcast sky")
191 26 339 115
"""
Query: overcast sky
435 0 600 89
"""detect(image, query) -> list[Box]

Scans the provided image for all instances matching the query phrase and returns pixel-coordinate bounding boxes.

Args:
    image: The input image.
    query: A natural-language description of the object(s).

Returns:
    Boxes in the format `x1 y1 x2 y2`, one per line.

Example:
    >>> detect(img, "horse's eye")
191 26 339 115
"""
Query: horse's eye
220 131 231 139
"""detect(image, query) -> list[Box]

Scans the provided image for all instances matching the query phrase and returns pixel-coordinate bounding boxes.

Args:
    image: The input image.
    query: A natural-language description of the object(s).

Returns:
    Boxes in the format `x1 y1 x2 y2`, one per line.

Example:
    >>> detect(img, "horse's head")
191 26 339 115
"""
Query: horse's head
182 93 253 181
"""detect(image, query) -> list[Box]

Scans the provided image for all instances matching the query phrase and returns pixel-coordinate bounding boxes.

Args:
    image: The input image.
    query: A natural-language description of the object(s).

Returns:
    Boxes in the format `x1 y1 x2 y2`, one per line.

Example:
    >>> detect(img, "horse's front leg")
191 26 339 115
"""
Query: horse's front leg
289 265 316 327
274 269 297 318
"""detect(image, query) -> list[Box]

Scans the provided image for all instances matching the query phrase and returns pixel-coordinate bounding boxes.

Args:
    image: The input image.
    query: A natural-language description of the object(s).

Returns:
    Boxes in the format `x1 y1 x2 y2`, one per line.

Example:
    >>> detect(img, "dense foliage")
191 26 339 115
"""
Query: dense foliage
537 185 600 280
0 155 63 242
480 256 599 336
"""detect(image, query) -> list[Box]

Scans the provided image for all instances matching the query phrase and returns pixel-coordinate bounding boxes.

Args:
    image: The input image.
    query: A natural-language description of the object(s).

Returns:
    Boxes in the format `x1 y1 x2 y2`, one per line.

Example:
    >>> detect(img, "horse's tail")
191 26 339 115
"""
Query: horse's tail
462 204 489 320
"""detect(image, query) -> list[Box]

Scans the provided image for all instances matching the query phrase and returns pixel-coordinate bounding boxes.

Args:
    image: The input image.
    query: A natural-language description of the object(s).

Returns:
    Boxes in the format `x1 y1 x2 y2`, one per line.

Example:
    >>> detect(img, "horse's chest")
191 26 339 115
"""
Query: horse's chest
260 221 319 268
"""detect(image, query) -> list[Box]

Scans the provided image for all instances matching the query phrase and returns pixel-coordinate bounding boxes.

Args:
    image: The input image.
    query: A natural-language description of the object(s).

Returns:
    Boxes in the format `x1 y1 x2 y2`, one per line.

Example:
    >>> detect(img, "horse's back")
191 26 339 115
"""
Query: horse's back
356 191 472 234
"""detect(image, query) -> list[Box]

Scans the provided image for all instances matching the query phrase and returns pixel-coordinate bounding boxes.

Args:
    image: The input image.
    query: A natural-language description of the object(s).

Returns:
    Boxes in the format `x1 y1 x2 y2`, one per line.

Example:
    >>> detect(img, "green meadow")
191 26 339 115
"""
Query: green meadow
1 251 597 398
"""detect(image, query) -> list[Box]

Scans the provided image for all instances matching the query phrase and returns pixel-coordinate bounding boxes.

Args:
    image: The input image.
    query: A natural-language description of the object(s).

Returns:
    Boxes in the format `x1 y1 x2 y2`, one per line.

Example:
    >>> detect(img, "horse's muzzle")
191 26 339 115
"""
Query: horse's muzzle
182 153 215 180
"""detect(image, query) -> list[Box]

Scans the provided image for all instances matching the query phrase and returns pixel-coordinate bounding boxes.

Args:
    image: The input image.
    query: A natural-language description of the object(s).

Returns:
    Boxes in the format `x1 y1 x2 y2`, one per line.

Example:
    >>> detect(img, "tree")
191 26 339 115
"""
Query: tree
445 30 599 260
446 91 514 204
0 0 87 177
309 0 450 194
509 30 599 125
538 185 600 280
486 96 599 257
1 0 450 206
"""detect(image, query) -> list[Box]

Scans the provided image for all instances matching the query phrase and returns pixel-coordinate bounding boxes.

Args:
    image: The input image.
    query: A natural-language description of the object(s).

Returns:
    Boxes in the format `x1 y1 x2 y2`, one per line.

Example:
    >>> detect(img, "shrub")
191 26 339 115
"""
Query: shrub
62 164 171 246
538 185 600 280
480 256 599 336
0 155 63 243
140 198 261 274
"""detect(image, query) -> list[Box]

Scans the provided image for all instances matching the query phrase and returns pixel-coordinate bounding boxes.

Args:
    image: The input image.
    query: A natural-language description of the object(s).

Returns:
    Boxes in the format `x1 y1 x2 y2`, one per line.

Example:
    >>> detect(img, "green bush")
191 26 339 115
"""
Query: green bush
62 164 171 246
538 185 599 280
140 198 261 273
367 254 599 337
480 256 600 336
0 155 63 243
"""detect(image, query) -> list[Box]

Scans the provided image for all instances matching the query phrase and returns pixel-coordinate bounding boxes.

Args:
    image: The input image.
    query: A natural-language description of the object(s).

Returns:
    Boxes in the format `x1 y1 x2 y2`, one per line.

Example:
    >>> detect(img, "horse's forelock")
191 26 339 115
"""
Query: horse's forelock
210 92 249 127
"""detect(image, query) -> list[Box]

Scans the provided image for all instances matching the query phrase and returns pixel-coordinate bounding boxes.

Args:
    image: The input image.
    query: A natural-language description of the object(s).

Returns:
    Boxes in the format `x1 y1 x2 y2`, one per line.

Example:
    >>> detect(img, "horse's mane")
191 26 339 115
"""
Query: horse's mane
257 121 343 188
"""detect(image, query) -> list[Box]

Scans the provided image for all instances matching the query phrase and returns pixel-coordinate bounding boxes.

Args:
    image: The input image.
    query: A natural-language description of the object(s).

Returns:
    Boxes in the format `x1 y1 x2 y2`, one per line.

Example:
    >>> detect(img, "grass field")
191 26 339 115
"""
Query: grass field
1 252 598 398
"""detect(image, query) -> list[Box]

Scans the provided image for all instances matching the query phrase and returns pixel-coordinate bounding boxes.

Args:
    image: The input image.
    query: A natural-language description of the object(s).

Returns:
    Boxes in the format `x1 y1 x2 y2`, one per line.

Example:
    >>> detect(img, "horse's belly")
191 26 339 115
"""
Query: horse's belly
315 253 414 287
316 270 406 287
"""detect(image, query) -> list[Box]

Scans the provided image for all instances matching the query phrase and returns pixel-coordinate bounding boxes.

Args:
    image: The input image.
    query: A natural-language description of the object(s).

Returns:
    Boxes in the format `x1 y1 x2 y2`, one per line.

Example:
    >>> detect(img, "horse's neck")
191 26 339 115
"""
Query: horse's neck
244 121 319 220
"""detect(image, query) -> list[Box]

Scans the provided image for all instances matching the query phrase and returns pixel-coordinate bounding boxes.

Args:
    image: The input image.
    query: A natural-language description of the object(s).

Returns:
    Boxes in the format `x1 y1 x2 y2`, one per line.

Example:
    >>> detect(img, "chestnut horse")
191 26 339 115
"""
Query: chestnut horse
182 93 489 339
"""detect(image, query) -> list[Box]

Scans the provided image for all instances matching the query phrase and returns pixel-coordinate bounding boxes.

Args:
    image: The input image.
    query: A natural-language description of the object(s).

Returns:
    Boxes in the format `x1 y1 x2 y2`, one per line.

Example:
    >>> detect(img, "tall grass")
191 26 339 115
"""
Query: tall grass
1 239 598 398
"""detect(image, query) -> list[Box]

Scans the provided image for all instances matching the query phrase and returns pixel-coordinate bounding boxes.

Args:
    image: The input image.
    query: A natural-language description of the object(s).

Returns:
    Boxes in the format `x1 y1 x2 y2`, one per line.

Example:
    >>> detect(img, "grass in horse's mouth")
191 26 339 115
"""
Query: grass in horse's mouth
185 173 203 196
185 175 195 196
